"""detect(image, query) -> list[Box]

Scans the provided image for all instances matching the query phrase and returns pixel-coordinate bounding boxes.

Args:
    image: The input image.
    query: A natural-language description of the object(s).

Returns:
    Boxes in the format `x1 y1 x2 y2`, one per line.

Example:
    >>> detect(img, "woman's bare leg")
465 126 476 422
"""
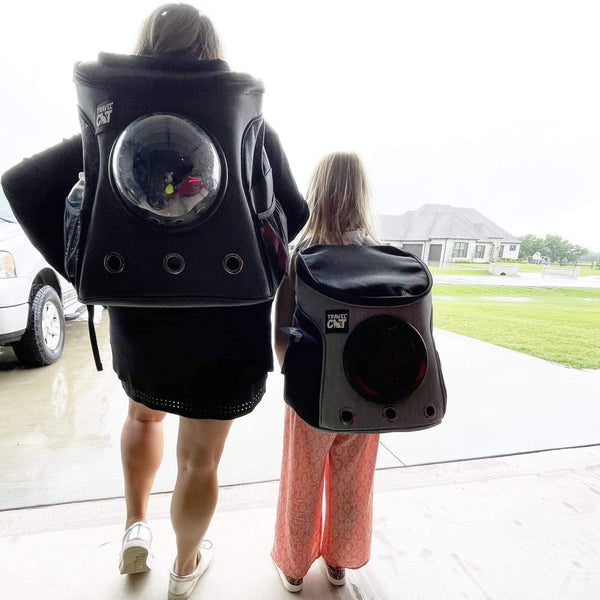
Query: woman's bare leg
121 398 167 528
170 417 233 575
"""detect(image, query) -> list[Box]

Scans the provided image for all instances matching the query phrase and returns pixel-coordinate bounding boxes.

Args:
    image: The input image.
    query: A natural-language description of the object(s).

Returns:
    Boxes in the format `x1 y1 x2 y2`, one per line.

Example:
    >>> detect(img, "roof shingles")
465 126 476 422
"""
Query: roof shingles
379 204 519 243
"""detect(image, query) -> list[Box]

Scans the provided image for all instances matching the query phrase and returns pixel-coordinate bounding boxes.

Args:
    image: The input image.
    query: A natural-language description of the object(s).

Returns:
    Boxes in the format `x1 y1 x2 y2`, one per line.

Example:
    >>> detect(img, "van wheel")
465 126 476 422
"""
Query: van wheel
12 284 65 367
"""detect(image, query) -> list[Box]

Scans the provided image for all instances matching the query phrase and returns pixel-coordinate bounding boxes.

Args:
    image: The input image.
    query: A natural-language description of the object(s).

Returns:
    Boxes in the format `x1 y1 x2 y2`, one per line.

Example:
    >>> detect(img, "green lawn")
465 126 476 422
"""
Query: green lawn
432 285 600 369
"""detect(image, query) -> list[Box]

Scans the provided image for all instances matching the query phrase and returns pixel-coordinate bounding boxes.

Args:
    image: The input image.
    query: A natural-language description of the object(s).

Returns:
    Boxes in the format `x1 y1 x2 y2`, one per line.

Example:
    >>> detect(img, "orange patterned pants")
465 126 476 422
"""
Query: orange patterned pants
271 405 380 579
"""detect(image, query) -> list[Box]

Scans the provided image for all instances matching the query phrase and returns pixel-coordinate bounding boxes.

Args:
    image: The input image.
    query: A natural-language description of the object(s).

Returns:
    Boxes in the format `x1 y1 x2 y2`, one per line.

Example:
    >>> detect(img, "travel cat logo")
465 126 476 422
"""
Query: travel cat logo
325 310 349 333
96 101 114 128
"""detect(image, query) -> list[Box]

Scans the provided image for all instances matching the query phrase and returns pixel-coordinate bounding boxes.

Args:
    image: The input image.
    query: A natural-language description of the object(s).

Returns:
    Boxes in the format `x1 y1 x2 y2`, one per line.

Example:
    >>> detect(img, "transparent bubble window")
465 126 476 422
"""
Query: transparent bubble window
111 113 222 226
343 315 428 404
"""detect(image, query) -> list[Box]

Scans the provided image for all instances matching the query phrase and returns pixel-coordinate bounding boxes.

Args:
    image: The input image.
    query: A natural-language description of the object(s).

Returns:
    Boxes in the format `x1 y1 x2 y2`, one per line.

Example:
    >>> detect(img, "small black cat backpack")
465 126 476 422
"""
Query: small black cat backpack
67 53 287 309
282 244 447 433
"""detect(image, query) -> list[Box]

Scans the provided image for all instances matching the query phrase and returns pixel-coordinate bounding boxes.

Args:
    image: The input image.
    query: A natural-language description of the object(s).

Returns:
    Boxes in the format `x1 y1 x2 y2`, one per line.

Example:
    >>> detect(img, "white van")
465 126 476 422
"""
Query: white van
0 189 83 366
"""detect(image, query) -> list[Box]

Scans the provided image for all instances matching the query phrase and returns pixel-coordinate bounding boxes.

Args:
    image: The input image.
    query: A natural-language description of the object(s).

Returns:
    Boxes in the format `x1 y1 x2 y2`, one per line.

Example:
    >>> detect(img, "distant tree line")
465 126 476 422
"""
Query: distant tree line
518 234 595 265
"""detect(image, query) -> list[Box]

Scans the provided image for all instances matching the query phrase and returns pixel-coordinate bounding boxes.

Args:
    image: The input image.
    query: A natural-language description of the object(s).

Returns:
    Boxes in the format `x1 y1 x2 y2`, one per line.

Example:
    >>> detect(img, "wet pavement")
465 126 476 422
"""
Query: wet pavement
1 276 599 511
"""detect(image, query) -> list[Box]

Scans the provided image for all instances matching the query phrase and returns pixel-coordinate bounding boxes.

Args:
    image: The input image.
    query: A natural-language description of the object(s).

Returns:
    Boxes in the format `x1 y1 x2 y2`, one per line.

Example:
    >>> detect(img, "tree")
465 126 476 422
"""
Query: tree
566 244 589 265
519 233 588 264
544 235 588 265
518 234 547 260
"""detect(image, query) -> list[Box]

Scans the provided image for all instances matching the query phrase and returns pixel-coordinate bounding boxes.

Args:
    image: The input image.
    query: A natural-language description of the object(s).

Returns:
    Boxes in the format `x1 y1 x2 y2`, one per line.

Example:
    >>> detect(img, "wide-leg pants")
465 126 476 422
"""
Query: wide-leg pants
271 405 380 579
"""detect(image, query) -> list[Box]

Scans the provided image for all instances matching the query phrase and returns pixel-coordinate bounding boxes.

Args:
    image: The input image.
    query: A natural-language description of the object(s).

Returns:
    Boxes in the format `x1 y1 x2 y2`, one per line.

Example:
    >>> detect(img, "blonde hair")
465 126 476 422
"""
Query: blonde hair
296 152 379 249
135 3 224 61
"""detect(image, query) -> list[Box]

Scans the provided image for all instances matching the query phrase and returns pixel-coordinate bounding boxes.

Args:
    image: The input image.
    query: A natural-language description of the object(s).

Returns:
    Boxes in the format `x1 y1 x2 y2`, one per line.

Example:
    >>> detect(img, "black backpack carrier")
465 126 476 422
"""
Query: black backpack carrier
68 53 286 310
282 245 447 433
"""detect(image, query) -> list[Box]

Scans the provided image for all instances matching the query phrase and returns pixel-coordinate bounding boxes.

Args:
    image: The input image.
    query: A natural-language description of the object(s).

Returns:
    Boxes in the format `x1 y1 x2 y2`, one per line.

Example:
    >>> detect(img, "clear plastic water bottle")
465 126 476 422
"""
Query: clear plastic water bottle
65 172 85 282
66 172 85 211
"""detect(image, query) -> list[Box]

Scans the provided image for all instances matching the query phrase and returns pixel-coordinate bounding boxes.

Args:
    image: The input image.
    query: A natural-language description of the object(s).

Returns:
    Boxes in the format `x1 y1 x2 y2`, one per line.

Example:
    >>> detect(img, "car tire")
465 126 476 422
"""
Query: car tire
12 284 65 367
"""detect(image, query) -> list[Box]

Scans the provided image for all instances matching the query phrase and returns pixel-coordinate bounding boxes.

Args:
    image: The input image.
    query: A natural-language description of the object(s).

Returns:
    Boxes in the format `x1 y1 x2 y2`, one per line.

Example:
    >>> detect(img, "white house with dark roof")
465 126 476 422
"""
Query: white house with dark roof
378 204 521 267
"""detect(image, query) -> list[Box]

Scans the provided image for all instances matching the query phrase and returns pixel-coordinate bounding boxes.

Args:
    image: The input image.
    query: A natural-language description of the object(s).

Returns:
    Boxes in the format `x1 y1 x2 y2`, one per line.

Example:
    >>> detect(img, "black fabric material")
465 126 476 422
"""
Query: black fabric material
98 52 230 73
281 311 323 428
263 123 307 240
296 245 432 306
108 301 274 389
121 376 267 420
87 305 103 371
1 135 82 278
111 303 272 418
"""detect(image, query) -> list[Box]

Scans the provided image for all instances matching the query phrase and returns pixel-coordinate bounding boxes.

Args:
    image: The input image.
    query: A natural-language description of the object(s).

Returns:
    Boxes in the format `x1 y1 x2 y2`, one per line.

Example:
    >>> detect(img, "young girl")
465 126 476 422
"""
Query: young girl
271 152 380 592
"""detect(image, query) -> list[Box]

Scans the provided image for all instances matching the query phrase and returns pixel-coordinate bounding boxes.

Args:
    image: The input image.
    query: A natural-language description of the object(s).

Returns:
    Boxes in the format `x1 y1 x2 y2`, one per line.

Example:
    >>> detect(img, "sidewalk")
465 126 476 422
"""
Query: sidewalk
434 272 600 288
1 445 598 599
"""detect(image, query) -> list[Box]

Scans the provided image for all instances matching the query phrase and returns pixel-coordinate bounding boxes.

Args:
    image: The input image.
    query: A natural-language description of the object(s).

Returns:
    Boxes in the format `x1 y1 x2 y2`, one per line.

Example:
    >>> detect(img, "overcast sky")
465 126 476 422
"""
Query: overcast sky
1 0 599 251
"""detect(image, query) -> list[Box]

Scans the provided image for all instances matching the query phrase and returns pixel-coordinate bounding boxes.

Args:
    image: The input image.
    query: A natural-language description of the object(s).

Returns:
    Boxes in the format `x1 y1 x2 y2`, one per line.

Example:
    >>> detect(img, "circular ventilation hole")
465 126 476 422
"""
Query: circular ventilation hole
339 408 355 425
223 254 243 275
104 253 124 274
424 404 437 419
163 253 185 275
383 407 398 422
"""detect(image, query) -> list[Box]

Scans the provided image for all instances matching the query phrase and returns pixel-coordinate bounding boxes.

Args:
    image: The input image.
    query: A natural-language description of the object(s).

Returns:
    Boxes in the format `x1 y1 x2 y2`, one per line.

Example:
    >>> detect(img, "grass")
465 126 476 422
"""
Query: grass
431 284 600 369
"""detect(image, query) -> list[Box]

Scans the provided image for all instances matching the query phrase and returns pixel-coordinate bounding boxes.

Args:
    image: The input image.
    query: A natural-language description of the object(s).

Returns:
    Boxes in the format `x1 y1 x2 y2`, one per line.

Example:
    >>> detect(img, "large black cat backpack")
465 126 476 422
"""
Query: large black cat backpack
282 244 447 433
67 53 287 368
69 52 285 307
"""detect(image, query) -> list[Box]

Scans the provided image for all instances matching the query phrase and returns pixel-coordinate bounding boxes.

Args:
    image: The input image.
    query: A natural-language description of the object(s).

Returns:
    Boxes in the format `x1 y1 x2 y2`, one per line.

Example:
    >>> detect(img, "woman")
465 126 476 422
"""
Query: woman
116 5 308 599
271 152 380 592
2 4 308 600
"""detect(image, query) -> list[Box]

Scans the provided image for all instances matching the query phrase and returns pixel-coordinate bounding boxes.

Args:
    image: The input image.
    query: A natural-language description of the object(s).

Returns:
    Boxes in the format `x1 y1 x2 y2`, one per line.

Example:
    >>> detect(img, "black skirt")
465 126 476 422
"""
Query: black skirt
108 301 273 419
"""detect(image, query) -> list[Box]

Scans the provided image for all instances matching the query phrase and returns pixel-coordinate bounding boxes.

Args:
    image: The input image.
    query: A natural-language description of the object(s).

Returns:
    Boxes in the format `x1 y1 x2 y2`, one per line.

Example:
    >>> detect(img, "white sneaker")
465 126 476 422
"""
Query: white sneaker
119 521 155 574
168 540 213 600
326 564 346 586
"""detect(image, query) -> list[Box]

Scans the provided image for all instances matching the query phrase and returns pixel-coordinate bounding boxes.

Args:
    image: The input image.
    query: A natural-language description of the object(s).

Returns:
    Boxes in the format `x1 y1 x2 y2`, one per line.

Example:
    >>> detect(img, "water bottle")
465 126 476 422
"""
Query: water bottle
66 172 85 212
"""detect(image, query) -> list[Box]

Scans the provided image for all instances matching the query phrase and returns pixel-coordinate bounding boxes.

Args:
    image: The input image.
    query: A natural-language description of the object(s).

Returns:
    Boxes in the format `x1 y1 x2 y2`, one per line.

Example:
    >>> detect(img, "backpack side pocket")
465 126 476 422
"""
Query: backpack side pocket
242 116 289 292
64 172 84 283
259 197 289 284
65 110 98 286
281 315 323 428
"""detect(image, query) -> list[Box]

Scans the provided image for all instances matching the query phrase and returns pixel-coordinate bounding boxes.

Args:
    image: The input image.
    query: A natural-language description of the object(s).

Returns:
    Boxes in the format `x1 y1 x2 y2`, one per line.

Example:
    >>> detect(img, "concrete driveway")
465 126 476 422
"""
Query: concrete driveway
1 281 598 510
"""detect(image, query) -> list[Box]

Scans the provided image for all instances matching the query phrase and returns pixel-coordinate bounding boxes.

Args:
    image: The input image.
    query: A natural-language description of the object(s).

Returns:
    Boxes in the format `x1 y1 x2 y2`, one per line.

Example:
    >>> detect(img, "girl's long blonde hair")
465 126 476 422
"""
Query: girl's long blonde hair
295 152 379 249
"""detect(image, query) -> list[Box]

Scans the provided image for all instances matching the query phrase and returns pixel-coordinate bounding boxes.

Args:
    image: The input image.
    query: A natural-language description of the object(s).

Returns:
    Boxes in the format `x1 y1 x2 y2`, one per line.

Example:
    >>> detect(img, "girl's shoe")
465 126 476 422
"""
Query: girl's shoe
273 561 303 592
119 521 154 574
326 564 346 586
168 540 213 600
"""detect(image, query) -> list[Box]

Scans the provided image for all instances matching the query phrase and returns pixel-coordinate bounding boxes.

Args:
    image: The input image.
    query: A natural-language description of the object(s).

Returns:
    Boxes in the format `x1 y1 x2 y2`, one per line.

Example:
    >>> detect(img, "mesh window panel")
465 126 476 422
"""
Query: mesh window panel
343 315 427 404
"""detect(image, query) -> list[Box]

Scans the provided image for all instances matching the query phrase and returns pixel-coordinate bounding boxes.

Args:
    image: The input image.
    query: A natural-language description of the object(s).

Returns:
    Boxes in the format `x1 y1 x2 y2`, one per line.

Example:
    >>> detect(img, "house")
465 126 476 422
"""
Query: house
378 204 521 266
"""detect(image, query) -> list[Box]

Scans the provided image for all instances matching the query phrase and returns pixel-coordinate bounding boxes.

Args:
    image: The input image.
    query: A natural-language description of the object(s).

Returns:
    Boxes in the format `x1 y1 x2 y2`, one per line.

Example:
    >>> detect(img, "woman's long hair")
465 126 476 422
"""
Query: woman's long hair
134 3 224 60
295 152 379 250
